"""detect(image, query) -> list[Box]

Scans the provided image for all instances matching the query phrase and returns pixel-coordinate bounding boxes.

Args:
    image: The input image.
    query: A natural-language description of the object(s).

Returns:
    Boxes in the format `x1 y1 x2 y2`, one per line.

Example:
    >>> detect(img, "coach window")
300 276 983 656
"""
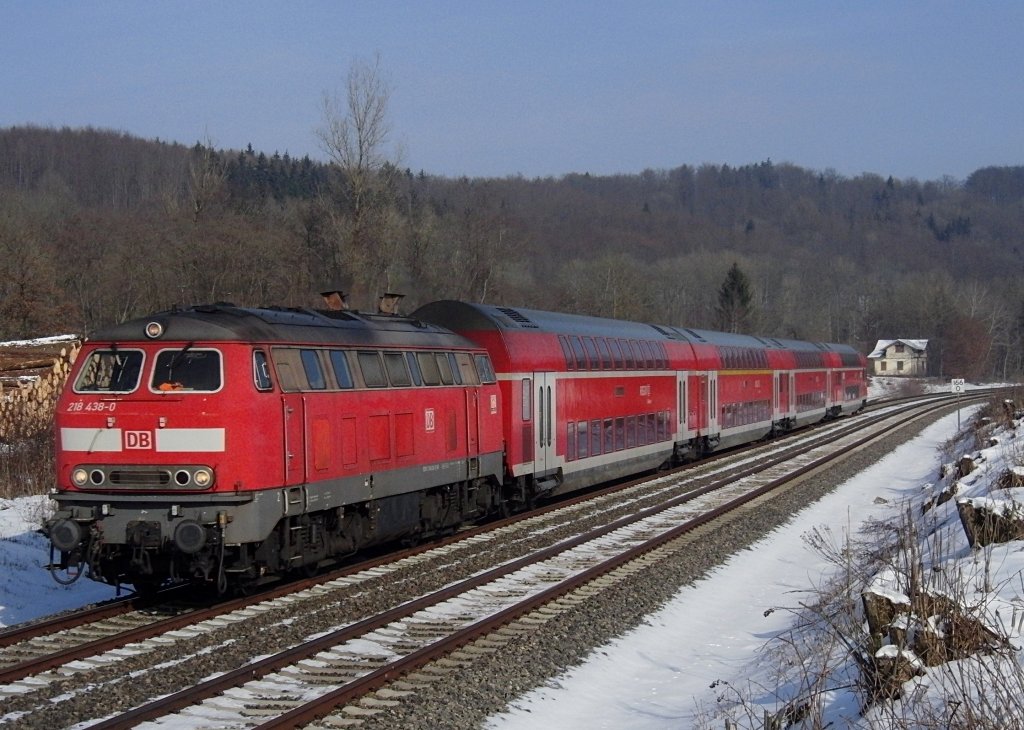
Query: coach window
629 340 644 369
656 343 668 369
590 421 603 454
357 351 388 388
329 350 354 388
299 350 326 390
474 354 497 384
567 422 577 461
620 339 634 368
522 379 532 420
577 421 589 458
383 352 412 387
559 335 575 370
253 351 273 391
582 337 600 370
609 339 624 369
570 336 587 370
436 353 455 384
417 352 441 385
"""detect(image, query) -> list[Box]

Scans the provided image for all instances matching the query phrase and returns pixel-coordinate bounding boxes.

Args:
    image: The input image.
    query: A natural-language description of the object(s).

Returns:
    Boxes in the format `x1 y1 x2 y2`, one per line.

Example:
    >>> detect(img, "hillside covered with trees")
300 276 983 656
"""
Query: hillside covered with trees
2 122 1023 379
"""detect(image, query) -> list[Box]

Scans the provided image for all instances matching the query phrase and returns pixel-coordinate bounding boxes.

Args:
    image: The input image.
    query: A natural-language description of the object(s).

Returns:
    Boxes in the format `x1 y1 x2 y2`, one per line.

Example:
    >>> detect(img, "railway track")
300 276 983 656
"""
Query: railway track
0 391 996 728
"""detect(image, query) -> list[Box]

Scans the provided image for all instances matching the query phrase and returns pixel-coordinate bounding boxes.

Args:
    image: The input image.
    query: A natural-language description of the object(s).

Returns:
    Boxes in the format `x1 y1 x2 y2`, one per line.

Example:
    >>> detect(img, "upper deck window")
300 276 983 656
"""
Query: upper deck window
151 349 222 392
74 349 145 393
596 338 613 369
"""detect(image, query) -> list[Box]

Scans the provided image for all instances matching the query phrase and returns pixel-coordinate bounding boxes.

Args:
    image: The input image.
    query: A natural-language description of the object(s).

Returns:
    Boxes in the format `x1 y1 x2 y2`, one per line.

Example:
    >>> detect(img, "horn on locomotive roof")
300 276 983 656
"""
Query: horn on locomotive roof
378 292 404 315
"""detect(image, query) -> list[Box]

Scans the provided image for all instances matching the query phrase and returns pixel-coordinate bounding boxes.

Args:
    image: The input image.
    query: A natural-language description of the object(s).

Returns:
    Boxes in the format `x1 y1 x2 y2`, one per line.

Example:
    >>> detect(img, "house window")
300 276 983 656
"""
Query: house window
880 361 887 371
897 361 904 371
894 344 905 353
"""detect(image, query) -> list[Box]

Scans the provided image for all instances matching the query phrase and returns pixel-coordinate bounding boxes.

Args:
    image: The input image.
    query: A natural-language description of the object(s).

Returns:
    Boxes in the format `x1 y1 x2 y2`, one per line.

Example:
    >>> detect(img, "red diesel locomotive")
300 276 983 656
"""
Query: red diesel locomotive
46 300 866 593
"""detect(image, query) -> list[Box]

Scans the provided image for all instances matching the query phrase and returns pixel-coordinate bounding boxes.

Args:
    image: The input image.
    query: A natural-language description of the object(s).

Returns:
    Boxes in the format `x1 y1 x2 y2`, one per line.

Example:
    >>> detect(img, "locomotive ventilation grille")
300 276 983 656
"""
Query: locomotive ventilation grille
495 307 539 328
109 470 171 487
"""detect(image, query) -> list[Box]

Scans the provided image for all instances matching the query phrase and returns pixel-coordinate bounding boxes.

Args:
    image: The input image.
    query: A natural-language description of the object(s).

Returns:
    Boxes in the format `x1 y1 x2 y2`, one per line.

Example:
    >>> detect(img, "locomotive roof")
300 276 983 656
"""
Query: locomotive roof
87 303 476 350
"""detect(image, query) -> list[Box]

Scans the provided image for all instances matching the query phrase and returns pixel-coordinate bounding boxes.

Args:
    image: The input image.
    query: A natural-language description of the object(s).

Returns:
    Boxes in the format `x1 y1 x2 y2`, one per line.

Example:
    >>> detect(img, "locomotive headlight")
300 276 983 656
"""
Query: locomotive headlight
193 468 214 488
71 468 89 487
144 321 164 339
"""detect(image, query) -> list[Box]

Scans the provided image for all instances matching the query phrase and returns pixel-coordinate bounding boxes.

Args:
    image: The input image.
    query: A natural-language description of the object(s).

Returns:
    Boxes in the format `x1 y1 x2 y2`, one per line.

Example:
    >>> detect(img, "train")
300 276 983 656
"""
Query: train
45 298 867 594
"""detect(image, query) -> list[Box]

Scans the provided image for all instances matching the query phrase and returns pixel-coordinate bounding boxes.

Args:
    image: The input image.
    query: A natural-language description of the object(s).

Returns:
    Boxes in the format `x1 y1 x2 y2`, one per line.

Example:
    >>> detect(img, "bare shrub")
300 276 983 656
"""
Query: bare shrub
895 378 928 398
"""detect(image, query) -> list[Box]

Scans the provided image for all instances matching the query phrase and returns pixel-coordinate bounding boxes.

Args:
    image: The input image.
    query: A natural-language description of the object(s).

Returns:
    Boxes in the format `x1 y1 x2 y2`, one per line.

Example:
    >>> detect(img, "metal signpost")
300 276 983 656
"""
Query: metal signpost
951 378 965 429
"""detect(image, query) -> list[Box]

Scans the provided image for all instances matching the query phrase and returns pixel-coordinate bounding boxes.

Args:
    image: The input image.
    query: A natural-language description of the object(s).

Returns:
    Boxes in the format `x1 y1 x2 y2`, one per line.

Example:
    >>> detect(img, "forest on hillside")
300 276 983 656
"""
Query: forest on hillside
1 122 1024 380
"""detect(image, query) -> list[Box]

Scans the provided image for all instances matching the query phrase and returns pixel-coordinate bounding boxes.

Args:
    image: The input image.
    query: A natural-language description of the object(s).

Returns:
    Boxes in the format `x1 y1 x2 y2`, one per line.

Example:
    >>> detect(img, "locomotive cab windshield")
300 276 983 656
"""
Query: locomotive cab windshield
72 346 223 393
73 349 144 393
151 348 222 392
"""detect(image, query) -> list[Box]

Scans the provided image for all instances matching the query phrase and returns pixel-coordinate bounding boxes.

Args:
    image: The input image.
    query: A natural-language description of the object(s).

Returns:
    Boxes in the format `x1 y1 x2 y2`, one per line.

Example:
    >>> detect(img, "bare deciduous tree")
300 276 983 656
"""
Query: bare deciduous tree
316 54 403 304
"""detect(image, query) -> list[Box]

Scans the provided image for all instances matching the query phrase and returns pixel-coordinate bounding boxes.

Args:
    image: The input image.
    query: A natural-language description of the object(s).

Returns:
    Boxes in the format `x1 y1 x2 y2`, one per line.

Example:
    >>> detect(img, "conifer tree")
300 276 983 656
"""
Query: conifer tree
716 262 753 333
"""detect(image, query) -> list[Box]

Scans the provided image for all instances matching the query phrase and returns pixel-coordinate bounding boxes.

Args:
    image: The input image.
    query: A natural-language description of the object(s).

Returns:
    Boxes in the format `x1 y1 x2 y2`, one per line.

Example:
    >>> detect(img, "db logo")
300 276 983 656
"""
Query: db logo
124 430 154 449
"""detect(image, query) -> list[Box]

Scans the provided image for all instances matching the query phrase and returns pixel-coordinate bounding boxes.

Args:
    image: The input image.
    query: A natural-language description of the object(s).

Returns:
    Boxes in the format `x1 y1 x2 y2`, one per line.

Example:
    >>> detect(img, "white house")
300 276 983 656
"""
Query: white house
868 339 929 376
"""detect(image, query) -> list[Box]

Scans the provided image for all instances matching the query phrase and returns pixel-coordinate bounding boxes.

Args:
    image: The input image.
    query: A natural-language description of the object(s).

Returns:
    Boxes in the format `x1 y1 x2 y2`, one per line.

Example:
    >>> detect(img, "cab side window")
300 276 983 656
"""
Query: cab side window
253 351 273 391
474 354 497 383
329 350 354 388
300 350 326 390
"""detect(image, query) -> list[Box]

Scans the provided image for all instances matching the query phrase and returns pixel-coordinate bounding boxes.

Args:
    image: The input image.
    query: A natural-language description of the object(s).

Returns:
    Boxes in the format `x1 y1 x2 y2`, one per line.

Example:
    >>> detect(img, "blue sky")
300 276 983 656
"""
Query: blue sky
2 1 1021 181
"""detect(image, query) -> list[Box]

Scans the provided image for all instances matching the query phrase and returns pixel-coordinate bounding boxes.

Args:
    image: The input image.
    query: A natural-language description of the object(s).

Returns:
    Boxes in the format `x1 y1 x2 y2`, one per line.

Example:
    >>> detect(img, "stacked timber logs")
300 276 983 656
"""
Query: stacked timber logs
0 338 81 442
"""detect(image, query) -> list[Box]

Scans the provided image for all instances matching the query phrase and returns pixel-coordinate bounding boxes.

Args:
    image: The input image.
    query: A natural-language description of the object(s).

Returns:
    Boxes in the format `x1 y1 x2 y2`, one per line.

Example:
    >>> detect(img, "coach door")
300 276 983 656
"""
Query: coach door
707 371 719 433
776 372 789 418
282 394 306 486
464 389 481 477
533 372 556 475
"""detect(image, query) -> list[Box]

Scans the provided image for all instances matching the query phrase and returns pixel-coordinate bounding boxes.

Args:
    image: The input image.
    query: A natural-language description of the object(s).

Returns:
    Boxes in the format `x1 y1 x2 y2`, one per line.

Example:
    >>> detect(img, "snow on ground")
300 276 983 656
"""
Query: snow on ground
0 496 119 627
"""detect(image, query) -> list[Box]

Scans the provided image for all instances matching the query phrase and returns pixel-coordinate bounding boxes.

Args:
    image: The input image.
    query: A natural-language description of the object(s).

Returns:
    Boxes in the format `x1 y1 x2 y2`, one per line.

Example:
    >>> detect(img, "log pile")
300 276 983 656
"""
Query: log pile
0 337 81 442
